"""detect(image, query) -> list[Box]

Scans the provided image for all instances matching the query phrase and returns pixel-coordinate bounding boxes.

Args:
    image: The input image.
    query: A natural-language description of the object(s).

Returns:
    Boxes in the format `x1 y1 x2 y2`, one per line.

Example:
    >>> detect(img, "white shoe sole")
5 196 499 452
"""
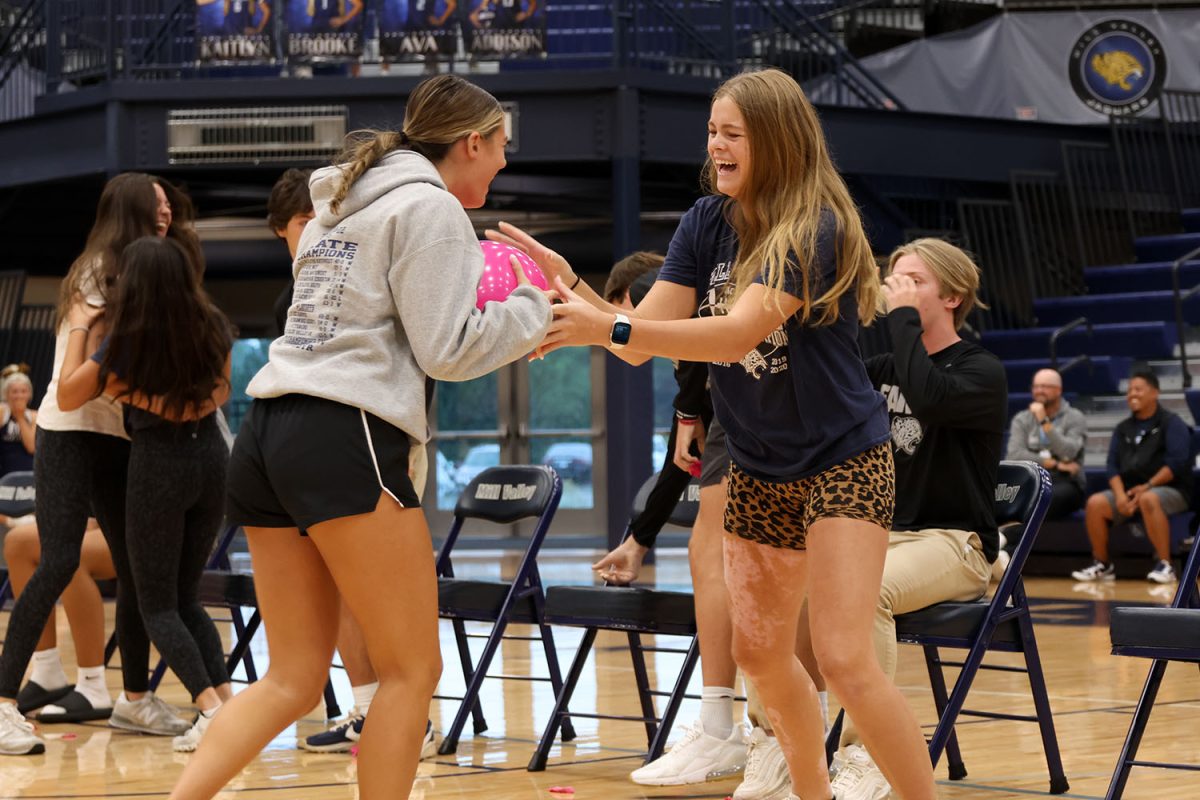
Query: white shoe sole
108 715 190 737
630 762 744 786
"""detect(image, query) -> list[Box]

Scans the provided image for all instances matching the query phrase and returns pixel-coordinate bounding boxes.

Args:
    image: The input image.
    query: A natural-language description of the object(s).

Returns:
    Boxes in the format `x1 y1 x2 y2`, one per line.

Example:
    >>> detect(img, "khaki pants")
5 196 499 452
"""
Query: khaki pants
840 528 991 746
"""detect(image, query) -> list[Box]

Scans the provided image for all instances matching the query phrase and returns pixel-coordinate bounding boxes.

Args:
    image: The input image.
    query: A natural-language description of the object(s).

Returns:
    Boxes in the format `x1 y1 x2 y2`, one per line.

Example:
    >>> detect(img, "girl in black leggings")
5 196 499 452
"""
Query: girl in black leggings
59 236 235 754
0 174 198 757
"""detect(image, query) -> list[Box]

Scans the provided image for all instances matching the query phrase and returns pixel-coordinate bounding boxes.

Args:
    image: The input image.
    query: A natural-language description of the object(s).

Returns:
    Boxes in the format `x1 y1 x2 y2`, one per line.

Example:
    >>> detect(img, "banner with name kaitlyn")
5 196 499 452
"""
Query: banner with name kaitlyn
196 0 275 63
465 0 545 58
379 0 460 60
287 0 364 61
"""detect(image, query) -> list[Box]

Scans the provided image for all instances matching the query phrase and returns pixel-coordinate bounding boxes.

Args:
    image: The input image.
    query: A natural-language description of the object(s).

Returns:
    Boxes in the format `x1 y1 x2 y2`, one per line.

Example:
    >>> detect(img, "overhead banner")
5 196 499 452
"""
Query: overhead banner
378 0 460 60
806 9 1200 123
287 0 364 61
465 0 546 58
196 0 275 63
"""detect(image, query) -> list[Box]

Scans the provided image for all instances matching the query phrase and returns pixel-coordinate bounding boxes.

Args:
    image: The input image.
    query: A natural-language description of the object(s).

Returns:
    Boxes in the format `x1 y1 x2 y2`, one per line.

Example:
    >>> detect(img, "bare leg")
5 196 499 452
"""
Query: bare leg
807 519 935 800
1084 493 1114 563
337 602 377 687
724 534 828 798
1137 492 1172 563
690 481 736 688
169 528 340 800
306 494 441 798
2 523 59 652
60 528 116 668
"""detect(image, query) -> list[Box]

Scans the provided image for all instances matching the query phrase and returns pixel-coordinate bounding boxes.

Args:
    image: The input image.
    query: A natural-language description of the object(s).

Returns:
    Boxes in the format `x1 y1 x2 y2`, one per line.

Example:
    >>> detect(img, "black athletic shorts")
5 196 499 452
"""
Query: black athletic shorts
226 394 421 533
699 416 731 488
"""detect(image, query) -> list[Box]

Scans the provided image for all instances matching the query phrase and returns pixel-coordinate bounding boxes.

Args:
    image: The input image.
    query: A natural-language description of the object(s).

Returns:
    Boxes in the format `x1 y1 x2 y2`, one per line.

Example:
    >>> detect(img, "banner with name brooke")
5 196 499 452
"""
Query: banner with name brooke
196 0 276 63
287 0 364 61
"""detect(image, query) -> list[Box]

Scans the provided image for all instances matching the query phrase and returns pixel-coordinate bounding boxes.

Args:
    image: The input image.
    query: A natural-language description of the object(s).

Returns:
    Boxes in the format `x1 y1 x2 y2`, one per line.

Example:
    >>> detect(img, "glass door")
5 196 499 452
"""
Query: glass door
426 348 606 538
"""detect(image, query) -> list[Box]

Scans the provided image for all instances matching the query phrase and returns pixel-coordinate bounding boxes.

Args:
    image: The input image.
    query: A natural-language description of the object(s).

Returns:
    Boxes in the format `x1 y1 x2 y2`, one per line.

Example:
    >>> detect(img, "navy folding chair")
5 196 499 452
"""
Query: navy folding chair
890 461 1068 793
529 472 701 772
0 469 35 610
434 464 570 754
1105 530 1200 798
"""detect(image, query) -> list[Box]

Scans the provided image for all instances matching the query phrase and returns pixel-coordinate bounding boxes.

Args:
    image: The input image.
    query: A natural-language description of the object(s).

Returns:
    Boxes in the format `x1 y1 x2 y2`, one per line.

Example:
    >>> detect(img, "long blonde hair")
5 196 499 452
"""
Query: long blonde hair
329 75 505 215
705 69 878 327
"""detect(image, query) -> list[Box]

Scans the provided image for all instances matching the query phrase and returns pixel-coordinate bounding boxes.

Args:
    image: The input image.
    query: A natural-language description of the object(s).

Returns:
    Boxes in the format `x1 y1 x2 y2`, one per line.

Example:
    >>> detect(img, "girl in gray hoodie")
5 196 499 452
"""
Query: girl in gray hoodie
171 75 551 800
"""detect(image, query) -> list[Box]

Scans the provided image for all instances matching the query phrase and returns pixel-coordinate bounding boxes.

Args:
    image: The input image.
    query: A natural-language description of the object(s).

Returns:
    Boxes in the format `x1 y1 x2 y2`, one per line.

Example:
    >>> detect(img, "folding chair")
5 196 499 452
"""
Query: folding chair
1105 529 1200 798
529 471 701 772
890 461 1069 794
435 464 570 755
0 469 35 610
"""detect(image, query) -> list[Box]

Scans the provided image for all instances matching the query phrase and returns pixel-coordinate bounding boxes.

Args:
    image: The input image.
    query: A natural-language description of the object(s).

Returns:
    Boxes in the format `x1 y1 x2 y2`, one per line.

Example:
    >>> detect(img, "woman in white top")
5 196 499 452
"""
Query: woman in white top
0 173 197 756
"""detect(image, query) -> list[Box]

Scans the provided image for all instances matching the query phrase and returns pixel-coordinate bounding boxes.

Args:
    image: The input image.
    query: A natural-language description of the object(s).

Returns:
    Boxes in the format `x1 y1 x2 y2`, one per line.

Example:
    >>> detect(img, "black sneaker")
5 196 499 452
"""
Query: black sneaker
301 708 364 753
1071 560 1115 582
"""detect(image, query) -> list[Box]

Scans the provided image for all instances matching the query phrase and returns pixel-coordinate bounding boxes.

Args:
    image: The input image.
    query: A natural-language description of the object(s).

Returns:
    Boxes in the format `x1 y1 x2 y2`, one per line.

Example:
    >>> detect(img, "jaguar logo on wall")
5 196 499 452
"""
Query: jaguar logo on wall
1069 19 1167 117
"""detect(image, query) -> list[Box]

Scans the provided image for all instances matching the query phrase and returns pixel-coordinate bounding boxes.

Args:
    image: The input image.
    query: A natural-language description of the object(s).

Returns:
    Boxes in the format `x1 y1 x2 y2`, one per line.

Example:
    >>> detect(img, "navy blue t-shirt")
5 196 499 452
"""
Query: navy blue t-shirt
657 196 889 482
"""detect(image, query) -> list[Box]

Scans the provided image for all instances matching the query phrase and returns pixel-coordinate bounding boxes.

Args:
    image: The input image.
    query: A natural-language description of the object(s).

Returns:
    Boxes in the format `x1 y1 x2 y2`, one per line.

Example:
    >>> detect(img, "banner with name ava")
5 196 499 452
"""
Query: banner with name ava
287 0 364 61
465 0 545 58
196 0 275 63
379 0 460 61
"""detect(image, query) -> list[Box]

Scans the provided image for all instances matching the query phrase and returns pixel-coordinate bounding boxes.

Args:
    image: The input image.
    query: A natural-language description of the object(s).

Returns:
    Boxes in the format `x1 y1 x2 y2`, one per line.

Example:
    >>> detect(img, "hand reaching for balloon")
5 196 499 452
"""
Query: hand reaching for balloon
485 221 578 288
536 275 612 358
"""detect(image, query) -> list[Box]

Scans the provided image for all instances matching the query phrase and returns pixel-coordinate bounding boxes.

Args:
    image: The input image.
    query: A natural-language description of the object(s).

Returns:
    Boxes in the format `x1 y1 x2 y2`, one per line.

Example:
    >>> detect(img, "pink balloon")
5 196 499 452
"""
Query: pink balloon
476 241 549 310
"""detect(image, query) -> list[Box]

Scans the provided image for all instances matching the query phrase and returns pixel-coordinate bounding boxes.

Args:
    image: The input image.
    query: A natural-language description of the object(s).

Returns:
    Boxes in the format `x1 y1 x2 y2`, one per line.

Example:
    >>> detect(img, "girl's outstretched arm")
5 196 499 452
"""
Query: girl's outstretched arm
56 300 106 412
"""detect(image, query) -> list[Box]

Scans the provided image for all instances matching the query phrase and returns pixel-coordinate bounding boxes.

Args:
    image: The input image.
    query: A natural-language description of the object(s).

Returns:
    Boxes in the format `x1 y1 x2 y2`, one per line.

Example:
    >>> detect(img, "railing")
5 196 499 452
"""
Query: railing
1162 90 1200 210
0 0 904 125
1171 245 1200 389
1047 316 1091 373
958 198 1036 332
1062 140 1133 269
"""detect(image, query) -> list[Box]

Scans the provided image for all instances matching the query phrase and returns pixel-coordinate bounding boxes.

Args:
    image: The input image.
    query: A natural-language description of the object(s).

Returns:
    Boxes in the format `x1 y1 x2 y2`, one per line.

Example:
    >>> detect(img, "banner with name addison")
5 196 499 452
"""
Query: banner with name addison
379 0 460 60
196 0 275 63
465 0 545 58
287 0 364 61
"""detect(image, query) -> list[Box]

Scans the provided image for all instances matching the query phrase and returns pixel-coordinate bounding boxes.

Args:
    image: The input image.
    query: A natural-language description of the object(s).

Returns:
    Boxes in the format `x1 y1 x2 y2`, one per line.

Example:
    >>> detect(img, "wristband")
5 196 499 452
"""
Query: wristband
568 274 582 291
677 418 697 426
69 326 89 335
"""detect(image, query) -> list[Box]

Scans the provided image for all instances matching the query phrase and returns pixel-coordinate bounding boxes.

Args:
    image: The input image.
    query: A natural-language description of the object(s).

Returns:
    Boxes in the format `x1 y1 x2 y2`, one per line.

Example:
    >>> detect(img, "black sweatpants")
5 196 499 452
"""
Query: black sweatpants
125 415 230 700
0 429 149 698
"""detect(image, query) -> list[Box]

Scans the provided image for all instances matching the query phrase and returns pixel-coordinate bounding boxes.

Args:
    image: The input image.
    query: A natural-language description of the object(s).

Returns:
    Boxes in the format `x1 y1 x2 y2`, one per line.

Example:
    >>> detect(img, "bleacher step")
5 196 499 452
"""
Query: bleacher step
1182 208 1200 233
1135 232 1200 263
1083 260 1200 295
1033 291 1200 327
982 322 1177 361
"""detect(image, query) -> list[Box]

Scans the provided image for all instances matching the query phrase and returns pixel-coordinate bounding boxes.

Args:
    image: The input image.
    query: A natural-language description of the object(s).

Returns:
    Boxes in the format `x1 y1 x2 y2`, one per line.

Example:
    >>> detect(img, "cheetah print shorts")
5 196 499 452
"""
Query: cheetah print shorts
724 443 894 550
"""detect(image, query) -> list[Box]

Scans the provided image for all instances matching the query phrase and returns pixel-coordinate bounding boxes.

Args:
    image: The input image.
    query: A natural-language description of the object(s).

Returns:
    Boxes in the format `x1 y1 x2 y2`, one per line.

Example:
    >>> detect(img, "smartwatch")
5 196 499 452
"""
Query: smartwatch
610 313 632 349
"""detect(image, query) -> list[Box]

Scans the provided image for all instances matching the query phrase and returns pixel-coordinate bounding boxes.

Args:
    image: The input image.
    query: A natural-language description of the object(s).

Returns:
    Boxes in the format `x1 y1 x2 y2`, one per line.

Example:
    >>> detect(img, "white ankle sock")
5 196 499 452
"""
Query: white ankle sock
699 686 735 739
74 666 111 708
352 682 378 716
30 648 69 691
200 702 221 720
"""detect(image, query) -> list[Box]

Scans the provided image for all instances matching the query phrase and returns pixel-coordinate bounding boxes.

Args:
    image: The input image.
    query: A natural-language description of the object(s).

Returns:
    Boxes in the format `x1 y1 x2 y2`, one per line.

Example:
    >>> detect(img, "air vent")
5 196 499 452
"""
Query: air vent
167 105 348 165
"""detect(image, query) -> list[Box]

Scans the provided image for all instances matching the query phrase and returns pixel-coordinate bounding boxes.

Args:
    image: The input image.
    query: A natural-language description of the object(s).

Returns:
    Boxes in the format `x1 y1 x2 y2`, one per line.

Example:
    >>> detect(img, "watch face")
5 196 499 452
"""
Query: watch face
612 321 633 345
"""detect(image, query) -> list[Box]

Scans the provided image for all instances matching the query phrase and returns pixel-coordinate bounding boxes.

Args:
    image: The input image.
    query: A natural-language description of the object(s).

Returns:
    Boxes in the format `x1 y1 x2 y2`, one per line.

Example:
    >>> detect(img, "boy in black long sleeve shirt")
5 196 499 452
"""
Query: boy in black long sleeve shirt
828 240 1008 800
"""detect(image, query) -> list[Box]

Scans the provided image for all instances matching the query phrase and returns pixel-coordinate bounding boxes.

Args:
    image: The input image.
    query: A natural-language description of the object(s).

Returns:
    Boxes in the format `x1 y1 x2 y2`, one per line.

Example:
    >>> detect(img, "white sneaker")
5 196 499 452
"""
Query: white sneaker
1146 560 1177 584
733 727 791 800
629 721 747 785
830 744 891 800
109 692 191 736
173 709 214 753
1071 560 1115 582
420 719 437 760
0 703 44 756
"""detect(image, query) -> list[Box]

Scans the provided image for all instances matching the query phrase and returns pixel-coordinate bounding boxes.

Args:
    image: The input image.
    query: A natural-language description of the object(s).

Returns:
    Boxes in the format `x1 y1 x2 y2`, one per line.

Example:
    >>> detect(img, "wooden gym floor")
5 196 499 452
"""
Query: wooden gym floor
0 550 1197 799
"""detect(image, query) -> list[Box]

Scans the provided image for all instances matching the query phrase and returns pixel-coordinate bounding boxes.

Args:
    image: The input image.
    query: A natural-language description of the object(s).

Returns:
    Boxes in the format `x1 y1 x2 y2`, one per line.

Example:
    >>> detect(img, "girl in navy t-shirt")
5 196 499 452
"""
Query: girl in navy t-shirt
493 69 935 800
0 367 36 476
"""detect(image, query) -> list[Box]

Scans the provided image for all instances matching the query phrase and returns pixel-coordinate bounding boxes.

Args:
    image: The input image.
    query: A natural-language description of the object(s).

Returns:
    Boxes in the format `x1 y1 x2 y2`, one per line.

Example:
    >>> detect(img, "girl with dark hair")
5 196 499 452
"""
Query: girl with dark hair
169 74 550 800
58 235 235 753
0 174 193 756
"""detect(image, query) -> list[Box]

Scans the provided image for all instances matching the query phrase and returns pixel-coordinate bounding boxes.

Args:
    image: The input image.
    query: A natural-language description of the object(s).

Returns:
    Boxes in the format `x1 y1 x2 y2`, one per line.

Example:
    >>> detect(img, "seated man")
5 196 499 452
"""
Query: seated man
827 239 1007 800
1006 368 1086 519
1072 370 1192 584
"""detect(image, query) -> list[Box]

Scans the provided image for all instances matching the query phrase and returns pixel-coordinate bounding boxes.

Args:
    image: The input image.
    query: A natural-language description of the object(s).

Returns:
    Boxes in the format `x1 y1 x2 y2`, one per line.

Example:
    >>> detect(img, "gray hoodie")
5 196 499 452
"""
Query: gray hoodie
248 150 551 441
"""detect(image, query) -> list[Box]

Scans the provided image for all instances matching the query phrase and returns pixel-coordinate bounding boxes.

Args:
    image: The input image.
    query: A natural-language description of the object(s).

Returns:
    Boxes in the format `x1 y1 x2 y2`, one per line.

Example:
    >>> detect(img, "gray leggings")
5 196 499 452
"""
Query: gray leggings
125 415 230 700
0 429 149 698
